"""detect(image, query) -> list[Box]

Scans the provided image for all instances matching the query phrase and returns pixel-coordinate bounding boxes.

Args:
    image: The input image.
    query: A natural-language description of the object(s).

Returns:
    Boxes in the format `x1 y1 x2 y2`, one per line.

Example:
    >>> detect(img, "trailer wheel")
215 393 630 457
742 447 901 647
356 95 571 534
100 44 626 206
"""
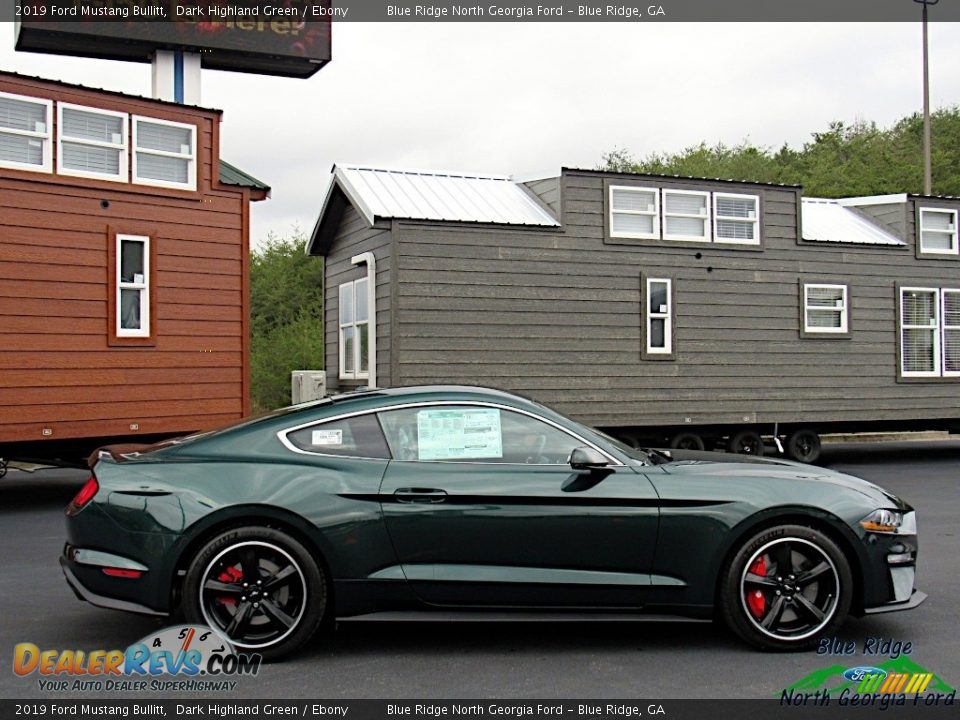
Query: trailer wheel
786 430 821 464
728 430 765 456
670 432 705 451
0 458 6 479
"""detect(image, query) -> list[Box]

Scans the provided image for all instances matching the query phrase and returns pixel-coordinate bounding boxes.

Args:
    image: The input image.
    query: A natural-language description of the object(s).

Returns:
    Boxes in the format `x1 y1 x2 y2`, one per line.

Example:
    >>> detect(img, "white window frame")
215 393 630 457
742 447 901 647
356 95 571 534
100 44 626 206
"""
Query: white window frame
803 284 848 334
609 185 660 240
339 278 370 381
116 234 150 338
899 286 940 378
713 192 760 245
662 189 711 242
131 115 197 191
646 278 672 355
57 102 128 182
0 90 52 173
940 289 960 378
918 208 958 256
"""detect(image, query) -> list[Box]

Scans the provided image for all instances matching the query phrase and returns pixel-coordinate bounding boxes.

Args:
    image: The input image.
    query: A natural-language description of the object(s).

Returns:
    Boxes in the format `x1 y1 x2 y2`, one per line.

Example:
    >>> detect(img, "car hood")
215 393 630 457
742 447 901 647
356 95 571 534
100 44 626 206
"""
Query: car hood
654 449 909 510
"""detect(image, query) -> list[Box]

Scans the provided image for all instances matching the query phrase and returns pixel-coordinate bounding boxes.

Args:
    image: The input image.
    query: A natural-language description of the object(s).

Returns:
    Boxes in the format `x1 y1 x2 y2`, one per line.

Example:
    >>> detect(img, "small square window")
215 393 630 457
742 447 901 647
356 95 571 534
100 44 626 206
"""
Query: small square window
610 186 660 239
0 91 52 173
714 192 760 245
57 103 128 181
132 116 196 190
804 284 848 334
662 190 710 241
919 208 958 255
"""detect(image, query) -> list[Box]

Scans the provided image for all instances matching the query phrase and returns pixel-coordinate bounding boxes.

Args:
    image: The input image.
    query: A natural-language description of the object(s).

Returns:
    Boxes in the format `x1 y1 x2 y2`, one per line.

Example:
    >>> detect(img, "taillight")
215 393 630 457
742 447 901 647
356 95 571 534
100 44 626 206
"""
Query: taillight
67 475 99 515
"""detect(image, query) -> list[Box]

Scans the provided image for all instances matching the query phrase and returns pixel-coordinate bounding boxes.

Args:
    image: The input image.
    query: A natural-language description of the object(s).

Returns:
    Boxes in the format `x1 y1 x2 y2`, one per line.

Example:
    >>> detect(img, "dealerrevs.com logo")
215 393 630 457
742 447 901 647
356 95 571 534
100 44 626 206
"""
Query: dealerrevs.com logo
13 625 261 692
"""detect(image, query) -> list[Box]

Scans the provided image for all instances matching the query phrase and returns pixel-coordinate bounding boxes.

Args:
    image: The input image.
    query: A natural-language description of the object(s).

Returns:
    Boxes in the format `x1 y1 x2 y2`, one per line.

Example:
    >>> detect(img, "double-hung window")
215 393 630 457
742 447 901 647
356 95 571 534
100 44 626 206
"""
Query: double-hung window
804 284 848 334
132 116 197 190
0 91 52 172
714 192 760 244
57 103 128 181
898 287 960 377
116 235 150 338
610 186 660 239
662 189 710 241
339 278 370 380
646 278 673 355
918 208 958 255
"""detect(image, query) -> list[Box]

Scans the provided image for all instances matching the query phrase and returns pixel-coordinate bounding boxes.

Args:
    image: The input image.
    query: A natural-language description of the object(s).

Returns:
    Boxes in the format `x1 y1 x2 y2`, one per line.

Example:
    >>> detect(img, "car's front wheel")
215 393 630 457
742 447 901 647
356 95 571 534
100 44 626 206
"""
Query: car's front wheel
719 524 851 651
183 526 329 660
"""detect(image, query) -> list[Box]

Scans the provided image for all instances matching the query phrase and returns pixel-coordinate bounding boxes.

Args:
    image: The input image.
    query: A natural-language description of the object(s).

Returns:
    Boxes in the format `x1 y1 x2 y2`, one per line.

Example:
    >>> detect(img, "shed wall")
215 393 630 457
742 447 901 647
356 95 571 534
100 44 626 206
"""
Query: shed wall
389 170 960 429
0 74 252 446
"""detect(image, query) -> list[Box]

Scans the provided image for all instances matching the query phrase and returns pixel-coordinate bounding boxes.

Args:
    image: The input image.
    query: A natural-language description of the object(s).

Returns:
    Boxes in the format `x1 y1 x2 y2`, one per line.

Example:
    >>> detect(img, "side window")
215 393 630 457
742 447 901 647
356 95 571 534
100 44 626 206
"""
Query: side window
286 413 391 459
378 406 582 464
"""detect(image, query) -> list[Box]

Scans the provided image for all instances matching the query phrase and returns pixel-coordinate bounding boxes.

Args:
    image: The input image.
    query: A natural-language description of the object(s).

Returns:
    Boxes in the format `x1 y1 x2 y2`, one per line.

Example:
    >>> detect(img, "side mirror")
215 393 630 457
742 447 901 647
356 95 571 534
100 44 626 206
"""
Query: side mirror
569 446 610 471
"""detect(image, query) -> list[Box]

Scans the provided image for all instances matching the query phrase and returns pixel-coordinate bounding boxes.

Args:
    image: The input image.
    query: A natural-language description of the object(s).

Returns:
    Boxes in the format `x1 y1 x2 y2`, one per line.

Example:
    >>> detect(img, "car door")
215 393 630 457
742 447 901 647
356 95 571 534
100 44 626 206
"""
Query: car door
376 402 660 608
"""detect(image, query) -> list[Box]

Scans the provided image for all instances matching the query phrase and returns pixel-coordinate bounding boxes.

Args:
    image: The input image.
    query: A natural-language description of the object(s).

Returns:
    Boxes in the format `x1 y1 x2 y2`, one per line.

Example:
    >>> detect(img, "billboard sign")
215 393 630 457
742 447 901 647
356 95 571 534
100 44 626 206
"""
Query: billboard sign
15 1 332 78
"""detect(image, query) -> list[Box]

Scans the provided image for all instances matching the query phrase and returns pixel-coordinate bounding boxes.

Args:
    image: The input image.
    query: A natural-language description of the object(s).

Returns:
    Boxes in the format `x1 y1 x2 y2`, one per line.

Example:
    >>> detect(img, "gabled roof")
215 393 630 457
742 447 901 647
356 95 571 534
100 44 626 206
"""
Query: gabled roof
308 164 559 255
801 198 905 246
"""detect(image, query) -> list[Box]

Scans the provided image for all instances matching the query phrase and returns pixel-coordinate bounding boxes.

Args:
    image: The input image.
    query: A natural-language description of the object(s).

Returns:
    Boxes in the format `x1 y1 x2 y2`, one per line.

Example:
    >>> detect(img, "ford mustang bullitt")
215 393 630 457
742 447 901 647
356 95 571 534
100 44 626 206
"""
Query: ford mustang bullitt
60 386 925 658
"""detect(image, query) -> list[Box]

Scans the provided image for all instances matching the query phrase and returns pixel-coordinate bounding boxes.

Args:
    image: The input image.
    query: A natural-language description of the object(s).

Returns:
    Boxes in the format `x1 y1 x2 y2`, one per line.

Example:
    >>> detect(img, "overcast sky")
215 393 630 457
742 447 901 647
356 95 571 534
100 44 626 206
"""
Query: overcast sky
3 21 959 248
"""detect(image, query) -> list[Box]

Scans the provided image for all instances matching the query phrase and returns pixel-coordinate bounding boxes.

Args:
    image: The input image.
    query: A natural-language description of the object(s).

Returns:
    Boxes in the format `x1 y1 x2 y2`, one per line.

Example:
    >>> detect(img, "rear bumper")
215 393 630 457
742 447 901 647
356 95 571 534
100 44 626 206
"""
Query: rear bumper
59 556 168 617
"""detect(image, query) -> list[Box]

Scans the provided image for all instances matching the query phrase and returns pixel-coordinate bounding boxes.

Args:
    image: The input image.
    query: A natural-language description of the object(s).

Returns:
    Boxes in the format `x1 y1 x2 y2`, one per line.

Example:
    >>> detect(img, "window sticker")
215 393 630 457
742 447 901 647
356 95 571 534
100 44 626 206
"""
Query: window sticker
416 408 502 461
311 429 343 446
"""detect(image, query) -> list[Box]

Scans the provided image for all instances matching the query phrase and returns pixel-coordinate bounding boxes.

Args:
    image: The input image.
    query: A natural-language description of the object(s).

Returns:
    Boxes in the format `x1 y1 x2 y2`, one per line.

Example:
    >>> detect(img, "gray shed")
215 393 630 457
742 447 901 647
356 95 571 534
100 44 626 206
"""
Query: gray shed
308 164 960 461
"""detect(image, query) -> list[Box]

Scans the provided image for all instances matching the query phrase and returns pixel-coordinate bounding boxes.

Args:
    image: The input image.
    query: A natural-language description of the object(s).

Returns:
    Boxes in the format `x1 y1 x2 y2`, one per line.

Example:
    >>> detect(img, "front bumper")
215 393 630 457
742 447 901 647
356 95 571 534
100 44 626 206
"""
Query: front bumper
863 589 927 614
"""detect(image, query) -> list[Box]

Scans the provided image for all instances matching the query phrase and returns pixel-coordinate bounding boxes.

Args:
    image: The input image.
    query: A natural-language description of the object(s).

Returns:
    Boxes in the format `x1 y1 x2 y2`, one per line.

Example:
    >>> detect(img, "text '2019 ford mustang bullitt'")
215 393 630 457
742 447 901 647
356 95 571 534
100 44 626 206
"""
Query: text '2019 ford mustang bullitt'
61 386 925 659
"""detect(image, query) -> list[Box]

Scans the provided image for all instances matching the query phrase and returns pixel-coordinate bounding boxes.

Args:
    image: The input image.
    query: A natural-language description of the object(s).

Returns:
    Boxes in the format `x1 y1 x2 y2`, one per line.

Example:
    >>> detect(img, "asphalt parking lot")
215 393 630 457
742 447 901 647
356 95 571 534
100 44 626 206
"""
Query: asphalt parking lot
1 440 957 700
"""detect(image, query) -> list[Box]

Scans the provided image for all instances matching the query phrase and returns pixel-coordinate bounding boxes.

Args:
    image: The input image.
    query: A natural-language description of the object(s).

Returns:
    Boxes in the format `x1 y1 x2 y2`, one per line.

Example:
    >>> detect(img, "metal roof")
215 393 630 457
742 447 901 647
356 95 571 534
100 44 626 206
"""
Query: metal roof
801 198 905 246
219 160 270 192
331 165 560 227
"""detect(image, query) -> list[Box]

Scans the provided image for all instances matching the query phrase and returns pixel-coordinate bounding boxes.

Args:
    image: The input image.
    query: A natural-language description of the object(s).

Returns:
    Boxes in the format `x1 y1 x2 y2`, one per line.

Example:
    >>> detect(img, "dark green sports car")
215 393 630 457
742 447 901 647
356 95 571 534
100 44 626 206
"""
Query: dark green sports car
61 386 924 659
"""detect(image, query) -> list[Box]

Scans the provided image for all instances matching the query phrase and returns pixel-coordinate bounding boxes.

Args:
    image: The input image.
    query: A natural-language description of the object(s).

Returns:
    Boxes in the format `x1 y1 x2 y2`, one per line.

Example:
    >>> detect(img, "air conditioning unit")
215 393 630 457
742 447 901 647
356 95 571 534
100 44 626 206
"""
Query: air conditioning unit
291 370 327 404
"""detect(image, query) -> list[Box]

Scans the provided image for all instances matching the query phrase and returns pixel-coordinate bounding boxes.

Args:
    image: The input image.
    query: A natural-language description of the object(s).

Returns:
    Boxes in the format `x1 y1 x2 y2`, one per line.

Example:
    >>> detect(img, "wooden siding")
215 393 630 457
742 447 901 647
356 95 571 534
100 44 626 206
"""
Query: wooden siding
388 169 960 430
0 74 252 447
323 204 392 392
522 177 561 218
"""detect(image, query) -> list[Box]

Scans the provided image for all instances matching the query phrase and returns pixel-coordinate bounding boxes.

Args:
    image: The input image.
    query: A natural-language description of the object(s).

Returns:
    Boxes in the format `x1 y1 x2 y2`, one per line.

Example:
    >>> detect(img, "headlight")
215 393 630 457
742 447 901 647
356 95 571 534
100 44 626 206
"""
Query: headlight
859 509 904 534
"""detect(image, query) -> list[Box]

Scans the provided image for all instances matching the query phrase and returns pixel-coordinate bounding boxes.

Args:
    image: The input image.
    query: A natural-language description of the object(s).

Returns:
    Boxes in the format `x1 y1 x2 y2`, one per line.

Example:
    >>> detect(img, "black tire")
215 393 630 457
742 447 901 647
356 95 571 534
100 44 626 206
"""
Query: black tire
727 430 765 456
182 526 329 661
719 524 852 651
786 430 822 464
670 432 705 451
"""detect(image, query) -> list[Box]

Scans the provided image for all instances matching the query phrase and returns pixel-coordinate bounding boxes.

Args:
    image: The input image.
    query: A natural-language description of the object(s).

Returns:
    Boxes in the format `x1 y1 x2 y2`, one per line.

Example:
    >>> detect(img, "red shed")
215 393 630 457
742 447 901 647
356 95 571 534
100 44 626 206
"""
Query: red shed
0 71 269 463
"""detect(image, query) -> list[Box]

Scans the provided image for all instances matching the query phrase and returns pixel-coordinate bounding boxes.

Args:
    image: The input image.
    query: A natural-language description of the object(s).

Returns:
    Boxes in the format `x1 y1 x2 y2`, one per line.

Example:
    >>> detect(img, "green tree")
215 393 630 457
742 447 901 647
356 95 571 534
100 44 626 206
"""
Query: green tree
601 107 960 197
250 231 325 413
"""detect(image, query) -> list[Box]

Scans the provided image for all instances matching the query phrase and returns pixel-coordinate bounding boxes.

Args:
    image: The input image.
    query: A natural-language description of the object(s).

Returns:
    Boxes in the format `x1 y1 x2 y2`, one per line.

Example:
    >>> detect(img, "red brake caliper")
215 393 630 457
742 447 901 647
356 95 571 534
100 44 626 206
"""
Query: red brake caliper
746 555 767 618
218 565 243 606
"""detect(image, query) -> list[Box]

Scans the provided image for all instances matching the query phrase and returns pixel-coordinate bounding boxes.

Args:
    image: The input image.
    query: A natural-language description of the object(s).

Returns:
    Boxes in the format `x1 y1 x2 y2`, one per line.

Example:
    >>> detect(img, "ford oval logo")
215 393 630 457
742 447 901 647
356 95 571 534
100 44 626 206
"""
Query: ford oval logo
844 666 887 682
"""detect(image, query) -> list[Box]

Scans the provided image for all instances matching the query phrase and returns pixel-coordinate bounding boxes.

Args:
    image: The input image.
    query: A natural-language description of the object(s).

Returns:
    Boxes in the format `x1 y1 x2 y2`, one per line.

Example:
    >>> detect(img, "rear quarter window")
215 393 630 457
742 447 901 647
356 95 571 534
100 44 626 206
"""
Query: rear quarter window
285 414 391 459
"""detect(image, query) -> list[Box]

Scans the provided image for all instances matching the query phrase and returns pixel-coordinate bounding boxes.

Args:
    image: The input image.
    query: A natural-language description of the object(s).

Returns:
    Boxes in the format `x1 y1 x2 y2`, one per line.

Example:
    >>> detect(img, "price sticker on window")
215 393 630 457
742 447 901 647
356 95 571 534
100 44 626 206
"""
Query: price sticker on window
311 429 343 446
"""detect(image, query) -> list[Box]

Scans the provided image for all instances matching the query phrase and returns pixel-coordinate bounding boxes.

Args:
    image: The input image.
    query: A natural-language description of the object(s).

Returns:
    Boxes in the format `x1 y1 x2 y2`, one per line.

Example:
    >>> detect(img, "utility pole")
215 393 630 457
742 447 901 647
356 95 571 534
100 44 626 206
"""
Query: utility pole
914 0 938 195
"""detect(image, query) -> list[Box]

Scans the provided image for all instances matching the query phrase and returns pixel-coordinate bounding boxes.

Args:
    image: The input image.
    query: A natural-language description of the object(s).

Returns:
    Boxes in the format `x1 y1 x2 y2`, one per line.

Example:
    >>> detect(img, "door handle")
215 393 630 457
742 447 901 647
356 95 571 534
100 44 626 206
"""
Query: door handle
393 488 448 504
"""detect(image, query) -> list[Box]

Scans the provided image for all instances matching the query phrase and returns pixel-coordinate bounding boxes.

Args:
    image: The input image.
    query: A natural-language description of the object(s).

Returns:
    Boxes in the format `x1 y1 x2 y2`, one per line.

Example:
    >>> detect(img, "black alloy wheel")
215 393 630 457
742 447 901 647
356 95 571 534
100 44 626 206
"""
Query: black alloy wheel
670 432 706 451
720 524 851 651
183 526 328 659
787 430 822 464
728 430 765 456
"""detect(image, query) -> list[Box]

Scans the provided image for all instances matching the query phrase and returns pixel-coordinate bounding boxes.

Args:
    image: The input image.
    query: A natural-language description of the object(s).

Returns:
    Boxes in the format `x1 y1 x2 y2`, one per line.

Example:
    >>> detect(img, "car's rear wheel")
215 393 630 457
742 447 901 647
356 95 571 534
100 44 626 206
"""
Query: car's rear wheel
720 524 851 651
183 526 328 660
